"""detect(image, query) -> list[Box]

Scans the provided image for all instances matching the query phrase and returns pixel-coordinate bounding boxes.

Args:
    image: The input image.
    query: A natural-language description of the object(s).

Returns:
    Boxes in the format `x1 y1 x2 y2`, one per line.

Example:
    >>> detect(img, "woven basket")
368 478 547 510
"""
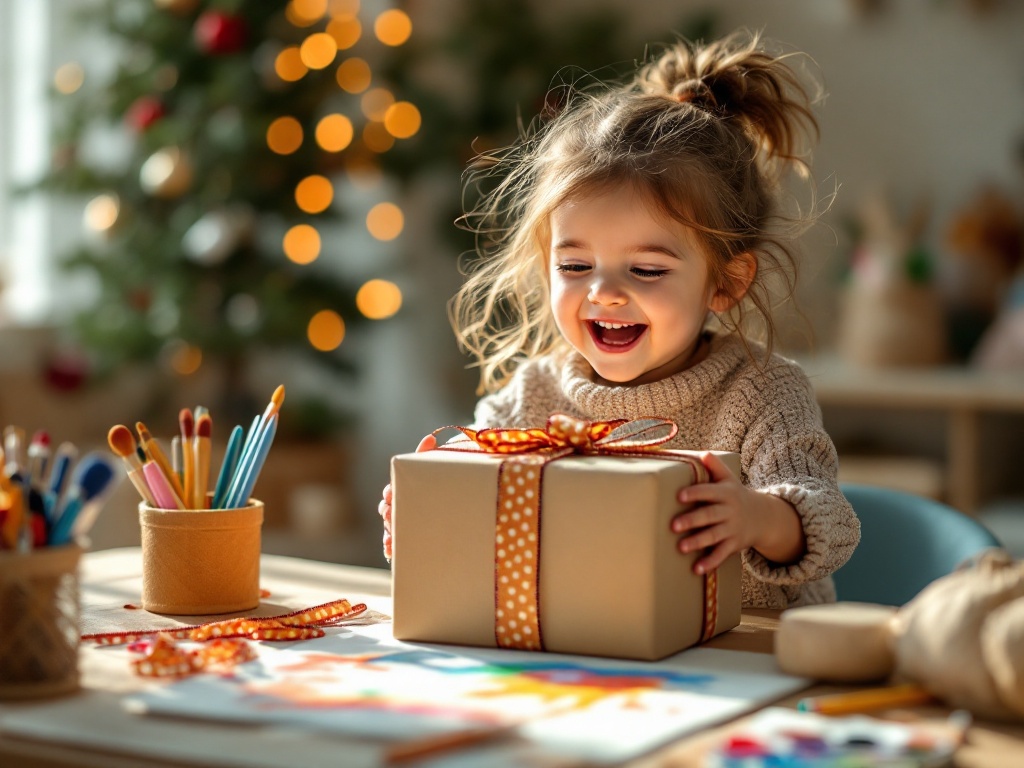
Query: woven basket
0 544 82 699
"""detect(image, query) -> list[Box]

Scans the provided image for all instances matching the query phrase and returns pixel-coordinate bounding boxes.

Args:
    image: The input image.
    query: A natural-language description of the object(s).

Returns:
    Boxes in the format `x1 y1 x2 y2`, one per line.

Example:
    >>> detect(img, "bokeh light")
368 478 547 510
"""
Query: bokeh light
54 62 85 94
374 9 412 46
361 87 394 121
335 57 371 94
300 32 338 69
362 122 395 153
168 341 202 375
326 17 361 50
288 0 327 26
295 175 334 214
356 279 402 319
383 101 421 139
283 224 322 264
307 310 345 351
266 116 303 155
274 46 308 82
315 114 354 152
83 194 120 233
328 0 359 19
366 202 403 240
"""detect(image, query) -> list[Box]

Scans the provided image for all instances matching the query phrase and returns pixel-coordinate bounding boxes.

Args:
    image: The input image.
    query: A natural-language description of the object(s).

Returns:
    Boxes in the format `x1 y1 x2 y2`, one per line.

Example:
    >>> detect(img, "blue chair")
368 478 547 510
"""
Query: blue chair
833 483 1003 606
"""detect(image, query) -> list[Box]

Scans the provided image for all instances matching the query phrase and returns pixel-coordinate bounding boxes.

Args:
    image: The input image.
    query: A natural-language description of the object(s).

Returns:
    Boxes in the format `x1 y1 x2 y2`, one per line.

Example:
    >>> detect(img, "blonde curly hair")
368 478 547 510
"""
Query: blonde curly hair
452 30 824 394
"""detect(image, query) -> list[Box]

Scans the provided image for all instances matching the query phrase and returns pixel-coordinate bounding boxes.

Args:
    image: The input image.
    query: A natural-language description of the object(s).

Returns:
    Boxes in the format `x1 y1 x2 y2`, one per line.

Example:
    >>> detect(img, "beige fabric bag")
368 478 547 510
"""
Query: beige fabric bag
893 550 1024 720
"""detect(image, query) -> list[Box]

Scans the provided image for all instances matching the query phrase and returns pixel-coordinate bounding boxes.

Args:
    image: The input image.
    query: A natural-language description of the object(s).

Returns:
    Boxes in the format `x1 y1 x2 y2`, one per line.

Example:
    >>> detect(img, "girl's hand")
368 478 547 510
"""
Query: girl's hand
669 452 805 575
379 434 437 561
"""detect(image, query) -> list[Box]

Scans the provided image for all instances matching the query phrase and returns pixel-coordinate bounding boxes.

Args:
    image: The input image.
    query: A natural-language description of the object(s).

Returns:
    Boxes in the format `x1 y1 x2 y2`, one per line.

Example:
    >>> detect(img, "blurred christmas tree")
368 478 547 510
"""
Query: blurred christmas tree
36 0 416 434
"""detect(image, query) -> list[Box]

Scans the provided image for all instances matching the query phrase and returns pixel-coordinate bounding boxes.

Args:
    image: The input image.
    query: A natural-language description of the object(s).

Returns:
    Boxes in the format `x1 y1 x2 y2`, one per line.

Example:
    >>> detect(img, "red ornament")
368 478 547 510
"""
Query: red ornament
194 11 247 55
43 351 90 392
125 96 166 132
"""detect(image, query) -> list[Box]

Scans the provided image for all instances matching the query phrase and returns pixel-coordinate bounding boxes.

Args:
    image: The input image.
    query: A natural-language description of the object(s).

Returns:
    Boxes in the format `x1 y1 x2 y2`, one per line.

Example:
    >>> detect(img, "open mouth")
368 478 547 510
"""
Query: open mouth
588 320 647 351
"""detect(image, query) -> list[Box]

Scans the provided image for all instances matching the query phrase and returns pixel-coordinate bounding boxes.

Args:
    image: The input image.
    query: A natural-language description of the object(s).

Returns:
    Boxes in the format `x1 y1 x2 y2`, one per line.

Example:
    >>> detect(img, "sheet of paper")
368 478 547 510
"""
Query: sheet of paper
122 622 809 764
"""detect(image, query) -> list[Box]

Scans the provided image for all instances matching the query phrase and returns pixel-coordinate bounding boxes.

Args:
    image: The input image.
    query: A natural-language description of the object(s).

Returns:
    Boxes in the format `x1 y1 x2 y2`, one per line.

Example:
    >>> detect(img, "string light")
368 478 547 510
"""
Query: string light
356 279 402 319
288 0 327 26
299 32 338 69
373 9 412 47
283 224 321 264
366 202 403 240
362 122 394 153
168 341 203 375
383 101 421 139
266 116 303 155
327 0 359 19
326 17 361 50
54 62 85 94
315 114 354 152
307 310 345 351
361 88 394 121
295 175 334 214
274 46 308 82
335 57 371 94
83 194 120 233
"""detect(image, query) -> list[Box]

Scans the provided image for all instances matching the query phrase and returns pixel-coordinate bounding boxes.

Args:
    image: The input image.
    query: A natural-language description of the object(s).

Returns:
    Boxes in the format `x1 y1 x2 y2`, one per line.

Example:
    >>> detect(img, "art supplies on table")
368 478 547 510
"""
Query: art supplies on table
0 426 116 552
705 706 968 768
109 385 284 511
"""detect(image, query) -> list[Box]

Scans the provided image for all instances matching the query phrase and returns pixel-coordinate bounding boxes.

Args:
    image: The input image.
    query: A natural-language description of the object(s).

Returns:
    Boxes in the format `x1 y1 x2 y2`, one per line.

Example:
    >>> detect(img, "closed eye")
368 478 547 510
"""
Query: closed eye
631 267 669 278
555 263 590 273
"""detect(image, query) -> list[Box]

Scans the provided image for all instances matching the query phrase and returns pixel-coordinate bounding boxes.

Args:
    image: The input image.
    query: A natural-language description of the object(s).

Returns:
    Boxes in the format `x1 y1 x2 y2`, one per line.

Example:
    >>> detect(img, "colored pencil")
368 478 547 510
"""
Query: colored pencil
212 425 243 509
225 414 278 509
797 683 936 715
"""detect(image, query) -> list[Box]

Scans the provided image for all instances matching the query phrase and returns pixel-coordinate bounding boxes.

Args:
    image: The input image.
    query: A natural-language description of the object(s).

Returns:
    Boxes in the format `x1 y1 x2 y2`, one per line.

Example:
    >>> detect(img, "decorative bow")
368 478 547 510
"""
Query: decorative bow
438 414 679 457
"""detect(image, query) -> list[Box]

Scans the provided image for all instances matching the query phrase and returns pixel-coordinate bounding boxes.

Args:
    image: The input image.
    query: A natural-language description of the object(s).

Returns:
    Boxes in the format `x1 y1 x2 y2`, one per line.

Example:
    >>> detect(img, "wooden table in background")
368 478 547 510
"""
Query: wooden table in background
1 549 1021 767
799 355 1024 515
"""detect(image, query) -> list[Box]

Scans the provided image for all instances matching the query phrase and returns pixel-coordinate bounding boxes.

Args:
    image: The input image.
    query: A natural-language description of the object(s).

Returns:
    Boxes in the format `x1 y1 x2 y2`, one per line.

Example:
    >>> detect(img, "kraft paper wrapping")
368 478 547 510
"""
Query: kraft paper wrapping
391 450 741 661
139 501 263 615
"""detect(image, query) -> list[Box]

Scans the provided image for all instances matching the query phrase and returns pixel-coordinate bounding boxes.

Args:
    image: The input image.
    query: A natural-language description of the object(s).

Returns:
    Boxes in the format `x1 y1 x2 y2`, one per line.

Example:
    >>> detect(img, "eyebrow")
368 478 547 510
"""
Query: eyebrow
552 239 681 259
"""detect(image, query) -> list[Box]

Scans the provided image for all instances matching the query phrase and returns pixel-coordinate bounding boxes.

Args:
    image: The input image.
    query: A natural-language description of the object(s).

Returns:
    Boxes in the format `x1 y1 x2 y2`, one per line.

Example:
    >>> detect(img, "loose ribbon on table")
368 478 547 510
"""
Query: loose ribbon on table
434 414 719 652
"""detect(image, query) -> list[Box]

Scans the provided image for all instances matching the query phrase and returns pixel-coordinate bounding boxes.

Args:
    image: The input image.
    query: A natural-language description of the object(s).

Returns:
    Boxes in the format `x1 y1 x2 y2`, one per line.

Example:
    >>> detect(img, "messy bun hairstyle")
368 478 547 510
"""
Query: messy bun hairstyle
453 30 823 394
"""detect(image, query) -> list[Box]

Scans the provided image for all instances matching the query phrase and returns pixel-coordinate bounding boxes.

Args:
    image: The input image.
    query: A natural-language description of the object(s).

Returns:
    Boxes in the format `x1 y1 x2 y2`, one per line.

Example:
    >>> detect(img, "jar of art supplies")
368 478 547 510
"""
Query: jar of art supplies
0 543 83 699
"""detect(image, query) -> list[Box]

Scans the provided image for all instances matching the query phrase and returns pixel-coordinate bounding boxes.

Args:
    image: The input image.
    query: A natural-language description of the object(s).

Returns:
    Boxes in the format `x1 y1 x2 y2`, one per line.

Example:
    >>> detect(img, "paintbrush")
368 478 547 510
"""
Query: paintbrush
108 425 157 507
179 408 195 508
50 453 117 546
136 422 185 508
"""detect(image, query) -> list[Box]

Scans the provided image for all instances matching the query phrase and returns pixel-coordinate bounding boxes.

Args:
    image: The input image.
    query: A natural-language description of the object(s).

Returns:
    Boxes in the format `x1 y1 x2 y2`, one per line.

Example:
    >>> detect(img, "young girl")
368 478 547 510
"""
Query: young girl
380 31 859 609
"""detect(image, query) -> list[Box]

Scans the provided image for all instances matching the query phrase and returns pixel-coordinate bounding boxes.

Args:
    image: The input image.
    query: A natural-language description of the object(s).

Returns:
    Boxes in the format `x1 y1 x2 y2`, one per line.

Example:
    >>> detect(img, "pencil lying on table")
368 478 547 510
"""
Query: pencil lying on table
797 683 936 715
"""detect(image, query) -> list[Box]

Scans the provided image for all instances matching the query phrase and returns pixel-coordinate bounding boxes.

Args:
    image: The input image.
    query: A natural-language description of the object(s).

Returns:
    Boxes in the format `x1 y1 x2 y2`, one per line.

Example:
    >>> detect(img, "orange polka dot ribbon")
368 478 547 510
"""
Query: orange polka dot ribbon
81 598 368 679
435 414 719 650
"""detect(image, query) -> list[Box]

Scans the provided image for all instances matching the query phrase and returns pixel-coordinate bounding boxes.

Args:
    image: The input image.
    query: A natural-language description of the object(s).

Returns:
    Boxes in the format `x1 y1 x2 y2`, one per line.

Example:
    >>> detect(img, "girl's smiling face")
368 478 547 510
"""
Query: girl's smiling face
549 186 727 385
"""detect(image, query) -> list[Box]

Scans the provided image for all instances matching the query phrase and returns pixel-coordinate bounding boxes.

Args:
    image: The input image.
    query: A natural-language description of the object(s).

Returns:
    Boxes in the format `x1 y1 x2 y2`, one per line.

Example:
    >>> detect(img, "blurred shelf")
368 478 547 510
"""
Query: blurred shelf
798 354 1024 515
837 455 944 500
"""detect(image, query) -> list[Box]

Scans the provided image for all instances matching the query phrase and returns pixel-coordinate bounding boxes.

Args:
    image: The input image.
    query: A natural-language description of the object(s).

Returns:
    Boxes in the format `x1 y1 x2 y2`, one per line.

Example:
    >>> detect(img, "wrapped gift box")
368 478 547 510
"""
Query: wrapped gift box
391 448 741 661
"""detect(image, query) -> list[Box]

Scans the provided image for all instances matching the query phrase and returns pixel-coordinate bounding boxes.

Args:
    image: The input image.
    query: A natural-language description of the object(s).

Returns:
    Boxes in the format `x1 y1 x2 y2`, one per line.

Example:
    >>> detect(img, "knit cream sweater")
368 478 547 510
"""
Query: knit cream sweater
472 332 861 609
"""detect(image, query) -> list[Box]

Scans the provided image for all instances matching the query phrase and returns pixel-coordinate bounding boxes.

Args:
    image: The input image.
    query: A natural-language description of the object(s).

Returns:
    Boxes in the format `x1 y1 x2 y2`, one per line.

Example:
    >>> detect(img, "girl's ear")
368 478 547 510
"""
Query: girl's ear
709 252 757 313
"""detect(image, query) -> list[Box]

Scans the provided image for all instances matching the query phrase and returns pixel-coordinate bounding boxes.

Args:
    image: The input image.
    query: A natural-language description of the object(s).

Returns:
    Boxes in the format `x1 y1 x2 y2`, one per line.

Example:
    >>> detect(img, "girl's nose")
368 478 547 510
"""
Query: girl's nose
587 275 628 306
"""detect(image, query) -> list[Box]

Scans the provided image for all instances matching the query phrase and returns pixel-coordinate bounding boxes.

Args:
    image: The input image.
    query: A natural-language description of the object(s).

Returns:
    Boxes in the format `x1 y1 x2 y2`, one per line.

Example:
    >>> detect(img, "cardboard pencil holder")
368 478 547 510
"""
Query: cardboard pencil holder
139 500 263 615
0 544 82 700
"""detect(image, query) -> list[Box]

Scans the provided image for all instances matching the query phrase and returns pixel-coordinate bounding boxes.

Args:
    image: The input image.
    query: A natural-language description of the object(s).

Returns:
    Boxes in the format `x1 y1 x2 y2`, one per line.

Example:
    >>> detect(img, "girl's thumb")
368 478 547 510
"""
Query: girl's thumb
416 434 437 452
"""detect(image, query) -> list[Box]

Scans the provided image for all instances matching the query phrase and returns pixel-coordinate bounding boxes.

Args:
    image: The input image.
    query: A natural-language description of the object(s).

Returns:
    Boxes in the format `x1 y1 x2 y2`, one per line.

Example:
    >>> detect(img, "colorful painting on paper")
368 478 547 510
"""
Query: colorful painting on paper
126 623 807 763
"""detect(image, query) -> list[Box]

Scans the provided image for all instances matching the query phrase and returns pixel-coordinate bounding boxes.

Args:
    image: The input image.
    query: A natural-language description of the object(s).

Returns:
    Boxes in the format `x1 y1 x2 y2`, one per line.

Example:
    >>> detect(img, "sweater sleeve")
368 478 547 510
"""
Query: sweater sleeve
736 364 861 586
